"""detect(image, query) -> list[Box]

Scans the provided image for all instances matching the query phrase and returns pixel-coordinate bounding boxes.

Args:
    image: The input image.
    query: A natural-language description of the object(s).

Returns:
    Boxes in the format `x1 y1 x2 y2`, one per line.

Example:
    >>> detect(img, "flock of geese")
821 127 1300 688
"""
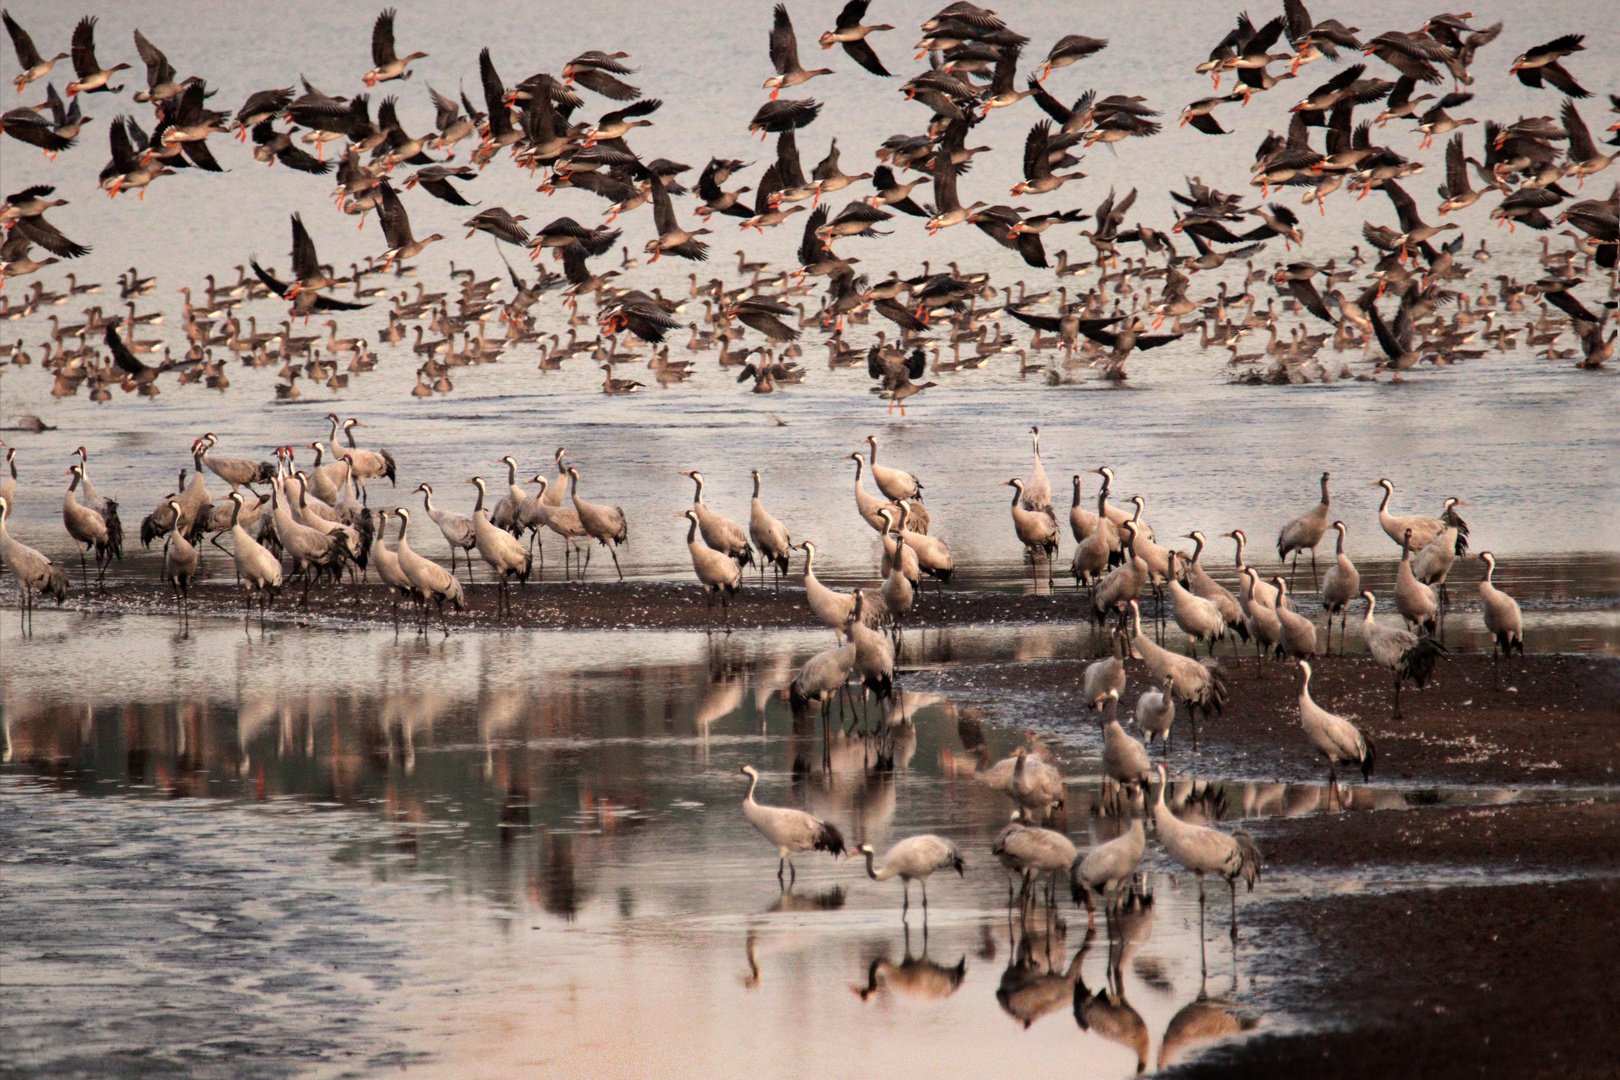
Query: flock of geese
1 1 1617 412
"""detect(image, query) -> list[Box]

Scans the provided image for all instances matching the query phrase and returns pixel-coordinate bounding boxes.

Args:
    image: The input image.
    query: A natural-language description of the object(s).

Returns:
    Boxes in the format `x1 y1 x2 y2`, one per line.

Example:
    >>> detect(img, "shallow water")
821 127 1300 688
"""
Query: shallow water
3 611 1614 1077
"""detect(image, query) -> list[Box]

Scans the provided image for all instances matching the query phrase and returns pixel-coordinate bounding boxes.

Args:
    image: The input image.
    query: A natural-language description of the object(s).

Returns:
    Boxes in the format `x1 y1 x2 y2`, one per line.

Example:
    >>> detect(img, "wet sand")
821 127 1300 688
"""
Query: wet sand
1166 880 1620 1080
922 649 1620 788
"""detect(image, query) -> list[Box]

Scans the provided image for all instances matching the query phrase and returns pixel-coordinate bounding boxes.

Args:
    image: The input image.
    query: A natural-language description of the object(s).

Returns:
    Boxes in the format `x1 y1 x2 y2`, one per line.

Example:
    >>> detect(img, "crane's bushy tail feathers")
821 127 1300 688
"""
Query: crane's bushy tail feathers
814 820 846 857
1201 659 1230 715
381 448 397 486
139 510 165 548
1402 635 1447 687
788 678 810 717
773 552 789 574
952 852 965 876
1232 829 1263 891
1360 736 1377 781
105 503 124 561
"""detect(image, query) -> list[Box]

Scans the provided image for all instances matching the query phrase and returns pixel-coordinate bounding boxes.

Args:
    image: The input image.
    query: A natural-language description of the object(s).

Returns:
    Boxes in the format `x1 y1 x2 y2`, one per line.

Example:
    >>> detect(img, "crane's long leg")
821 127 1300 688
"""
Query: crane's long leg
902 880 910 919
1198 875 1208 978
1228 877 1239 941
1310 548 1319 588
609 544 623 581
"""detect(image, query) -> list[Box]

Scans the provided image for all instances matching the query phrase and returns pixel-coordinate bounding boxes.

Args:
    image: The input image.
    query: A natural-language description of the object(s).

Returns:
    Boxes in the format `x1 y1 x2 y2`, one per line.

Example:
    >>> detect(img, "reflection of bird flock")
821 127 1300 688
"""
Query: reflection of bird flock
722 455 1524 953
1 1 1615 408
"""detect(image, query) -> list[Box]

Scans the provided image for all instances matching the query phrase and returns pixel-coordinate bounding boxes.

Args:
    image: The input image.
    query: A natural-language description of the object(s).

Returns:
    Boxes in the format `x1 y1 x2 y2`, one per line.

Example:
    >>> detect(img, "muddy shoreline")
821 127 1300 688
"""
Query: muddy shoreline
6 574 1616 634
1165 879 1620 1080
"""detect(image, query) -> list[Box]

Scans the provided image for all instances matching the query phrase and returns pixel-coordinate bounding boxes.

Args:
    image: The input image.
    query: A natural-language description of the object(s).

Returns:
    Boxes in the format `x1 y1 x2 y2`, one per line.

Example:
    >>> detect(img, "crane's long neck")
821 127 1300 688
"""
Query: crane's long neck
1072 476 1083 510
802 546 815 576
504 460 517 486
344 424 358 449
686 516 699 544
1320 474 1330 506
743 770 758 805
751 473 761 499
691 475 705 503
1190 533 1205 564
1482 558 1494 585
472 480 485 514
1009 483 1023 508
68 470 81 493
421 488 434 512
1232 533 1246 569
867 441 878 467
860 848 881 881
1378 484 1392 514
229 500 242 528
310 445 324 466
1362 596 1376 623
1336 528 1346 555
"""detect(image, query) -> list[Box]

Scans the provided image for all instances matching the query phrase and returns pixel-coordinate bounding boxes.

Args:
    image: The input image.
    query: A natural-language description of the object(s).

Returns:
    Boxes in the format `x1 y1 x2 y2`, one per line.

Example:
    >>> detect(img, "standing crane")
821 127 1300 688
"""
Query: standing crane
0 496 69 625
739 764 846 885
1277 471 1330 586
1297 660 1376 793
391 506 465 630
863 434 923 503
222 492 282 623
1070 810 1146 922
855 835 965 918
1477 552 1523 672
467 476 532 617
748 469 792 590
679 508 741 629
993 822 1076 910
416 482 477 584
63 463 119 589
1319 521 1359 654
1128 600 1229 749
1151 763 1262 940
1358 591 1446 718
1005 477 1058 586
682 470 753 568
160 499 198 611
567 467 629 580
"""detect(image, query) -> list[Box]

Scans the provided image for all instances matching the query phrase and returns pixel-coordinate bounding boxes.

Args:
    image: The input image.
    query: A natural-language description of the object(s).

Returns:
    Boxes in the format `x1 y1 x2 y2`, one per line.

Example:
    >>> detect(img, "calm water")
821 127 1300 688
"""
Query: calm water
3 611 1616 1077
0 0 1617 583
